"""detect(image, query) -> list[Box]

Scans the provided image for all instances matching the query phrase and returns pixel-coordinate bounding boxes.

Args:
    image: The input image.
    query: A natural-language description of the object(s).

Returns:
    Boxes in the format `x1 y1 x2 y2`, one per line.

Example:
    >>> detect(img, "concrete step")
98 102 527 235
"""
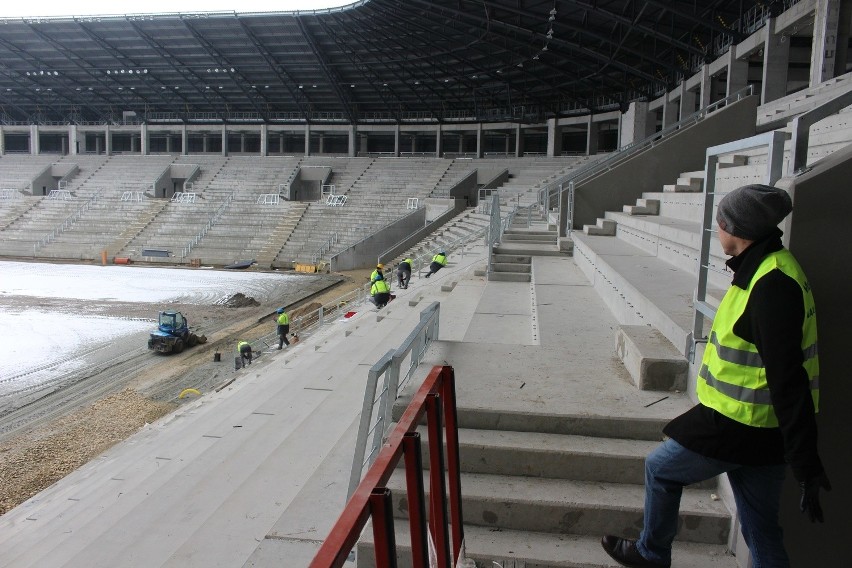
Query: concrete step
383 471 730 544
488 271 532 282
357 520 737 568
492 254 532 264
583 218 616 236
492 243 565 257
623 198 660 216
491 262 531 273
615 325 688 392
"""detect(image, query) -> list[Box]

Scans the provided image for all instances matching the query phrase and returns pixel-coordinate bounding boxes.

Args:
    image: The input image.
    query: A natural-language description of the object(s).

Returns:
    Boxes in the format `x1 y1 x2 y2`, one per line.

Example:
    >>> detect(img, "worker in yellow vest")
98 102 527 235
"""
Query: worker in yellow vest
370 263 384 283
424 251 446 278
276 308 290 349
236 340 252 368
603 185 829 568
369 273 392 309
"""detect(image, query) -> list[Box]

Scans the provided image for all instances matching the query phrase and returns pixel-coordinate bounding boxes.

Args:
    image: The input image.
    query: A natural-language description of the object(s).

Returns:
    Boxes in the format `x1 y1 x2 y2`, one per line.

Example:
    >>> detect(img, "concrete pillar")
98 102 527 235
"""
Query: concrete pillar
394 124 400 157
515 124 523 157
0 127 4 156
547 117 563 157
95 136 102 155
130 135 137 154
105 126 112 155
141 124 149 156
679 85 697 121
411 133 417 153
699 64 712 109
619 101 650 148
240 132 246 154
811 0 842 86
761 18 790 104
476 123 483 158
359 133 368 155
279 133 284 155
30 125 39 155
458 133 465 153
202 134 209 153
586 116 598 155
318 134 324 154
304 124 310 156
662 95 679 128
505 134 510 154
165 134 172 154
182 125 189 155
726 50 749 96
435 124 442 157
348 125 356 157
220 125 227 156
61 136 67 155
68 126 77 155
260 124 268 156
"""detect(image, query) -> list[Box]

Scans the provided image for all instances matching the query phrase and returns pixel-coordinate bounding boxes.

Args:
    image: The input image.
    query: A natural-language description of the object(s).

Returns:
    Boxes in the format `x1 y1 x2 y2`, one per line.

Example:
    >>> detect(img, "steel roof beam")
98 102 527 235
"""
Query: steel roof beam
295 17 355 123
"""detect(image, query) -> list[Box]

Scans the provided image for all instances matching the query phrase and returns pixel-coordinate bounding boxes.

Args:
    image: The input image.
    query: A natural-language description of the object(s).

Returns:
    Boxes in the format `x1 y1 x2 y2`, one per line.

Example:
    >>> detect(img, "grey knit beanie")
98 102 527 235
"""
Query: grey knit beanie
716 184 793 240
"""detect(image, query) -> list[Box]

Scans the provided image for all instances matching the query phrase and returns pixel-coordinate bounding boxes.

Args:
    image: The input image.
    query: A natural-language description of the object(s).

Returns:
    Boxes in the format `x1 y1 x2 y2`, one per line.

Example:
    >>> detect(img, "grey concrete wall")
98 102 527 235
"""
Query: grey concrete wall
330 207 428 271
374 200 464 266
290 166 331 201
775 145 852 566
448 170 478 204
29 164 58 195
563 95 759 230
480 168 509 190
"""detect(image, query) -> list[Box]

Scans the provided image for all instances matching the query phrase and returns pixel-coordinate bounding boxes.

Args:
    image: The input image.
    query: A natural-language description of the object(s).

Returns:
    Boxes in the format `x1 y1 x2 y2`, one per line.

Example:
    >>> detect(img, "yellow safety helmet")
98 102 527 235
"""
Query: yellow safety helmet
376 263 384 269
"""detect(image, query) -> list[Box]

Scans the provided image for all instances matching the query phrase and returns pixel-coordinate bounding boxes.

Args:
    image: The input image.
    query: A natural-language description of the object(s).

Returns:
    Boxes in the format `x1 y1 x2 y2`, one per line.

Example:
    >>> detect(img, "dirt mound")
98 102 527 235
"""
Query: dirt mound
221 293 260 308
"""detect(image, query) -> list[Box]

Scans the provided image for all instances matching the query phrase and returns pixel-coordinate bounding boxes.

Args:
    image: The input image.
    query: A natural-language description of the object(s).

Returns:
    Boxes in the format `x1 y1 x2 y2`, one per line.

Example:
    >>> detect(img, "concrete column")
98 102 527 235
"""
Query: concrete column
699 64 712 109
240 133 246 154
95 136 102 155
279 133 284 155
105 126 112 155
141 124 148 155
304 124 310 156
476 123 483 158
505 134 510 154
411 133 416 153
130 135 137 153
202 134 209 153
619 101 650 148
260 124 268 156
182 125 189 155
586 116 598 155
0 127 4 156
165 134 172 154
726 50 749 96
547 117 563 157
679 85 697 121
458 133 465 153
30 125 39 155
811 0 841 86
662 95 678 128
348 125 356 157
222 125 229 156
515 124 523 157
318 134 324 154
68 126 77 155
761 18 790 104
61 136 67 155
435 124 442 157
394 124 400 157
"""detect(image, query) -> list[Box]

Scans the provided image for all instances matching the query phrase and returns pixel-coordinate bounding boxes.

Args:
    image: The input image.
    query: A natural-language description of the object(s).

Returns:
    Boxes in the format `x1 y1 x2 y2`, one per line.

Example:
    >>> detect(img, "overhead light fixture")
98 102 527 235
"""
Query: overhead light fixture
414 80 420 85
542 45 548 51
517 62 524 68
496 69 502 74
550 8 557 15
298 84 303 88
533 54 539 60
350 84 355 87
546 30 553 39
444 78 449 82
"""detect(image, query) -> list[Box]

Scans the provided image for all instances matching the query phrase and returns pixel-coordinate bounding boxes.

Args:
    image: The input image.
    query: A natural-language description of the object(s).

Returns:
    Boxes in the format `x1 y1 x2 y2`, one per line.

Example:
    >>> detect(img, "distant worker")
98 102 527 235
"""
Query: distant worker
370 263 384 283
237 340 252 367
397 258 413 289
370 273 392 309
276 308 290 350
424 251 447 278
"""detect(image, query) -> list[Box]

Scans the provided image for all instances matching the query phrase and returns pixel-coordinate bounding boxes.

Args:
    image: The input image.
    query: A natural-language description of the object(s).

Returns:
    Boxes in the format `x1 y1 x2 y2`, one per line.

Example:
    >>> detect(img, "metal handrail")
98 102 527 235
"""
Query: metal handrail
348 302 441 498
34 190 102 253
538 85 755 212
788 88 852 175
181 192 234 257
312 365 463 568
689 130 788 362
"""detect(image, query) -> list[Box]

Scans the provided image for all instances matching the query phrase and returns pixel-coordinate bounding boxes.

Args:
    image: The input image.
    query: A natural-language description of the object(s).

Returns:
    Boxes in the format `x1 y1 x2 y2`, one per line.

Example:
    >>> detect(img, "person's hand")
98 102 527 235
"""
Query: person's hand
799 471 832 522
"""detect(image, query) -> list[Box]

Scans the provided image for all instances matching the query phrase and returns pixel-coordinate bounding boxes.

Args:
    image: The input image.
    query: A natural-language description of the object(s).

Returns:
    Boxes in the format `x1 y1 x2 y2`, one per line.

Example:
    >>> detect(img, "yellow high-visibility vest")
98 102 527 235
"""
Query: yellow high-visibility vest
697 249 819 427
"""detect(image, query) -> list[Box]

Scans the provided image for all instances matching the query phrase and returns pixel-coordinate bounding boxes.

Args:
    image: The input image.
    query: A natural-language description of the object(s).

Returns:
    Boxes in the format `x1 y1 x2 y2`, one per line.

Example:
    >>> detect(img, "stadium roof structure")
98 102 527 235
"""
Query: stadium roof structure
0 0 782 125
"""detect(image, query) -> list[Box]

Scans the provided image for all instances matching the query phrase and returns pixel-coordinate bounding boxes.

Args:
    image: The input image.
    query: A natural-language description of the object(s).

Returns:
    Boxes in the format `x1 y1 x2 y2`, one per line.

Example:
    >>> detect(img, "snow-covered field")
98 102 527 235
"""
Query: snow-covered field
0 261 309 398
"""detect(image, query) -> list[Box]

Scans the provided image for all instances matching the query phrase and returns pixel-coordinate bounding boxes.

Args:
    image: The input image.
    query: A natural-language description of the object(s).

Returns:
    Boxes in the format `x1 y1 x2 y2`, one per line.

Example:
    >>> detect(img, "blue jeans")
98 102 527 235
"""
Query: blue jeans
637 438 789 568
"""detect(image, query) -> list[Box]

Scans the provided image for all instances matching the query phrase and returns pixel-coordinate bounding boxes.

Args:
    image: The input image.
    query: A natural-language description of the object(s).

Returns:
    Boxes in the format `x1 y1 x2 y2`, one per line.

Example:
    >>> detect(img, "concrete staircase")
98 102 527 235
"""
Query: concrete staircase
256 201 309 268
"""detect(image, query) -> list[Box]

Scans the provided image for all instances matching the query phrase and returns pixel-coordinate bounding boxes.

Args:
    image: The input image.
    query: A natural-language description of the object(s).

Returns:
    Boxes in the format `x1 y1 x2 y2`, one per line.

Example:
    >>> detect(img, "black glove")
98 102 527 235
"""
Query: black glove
799 471 832 523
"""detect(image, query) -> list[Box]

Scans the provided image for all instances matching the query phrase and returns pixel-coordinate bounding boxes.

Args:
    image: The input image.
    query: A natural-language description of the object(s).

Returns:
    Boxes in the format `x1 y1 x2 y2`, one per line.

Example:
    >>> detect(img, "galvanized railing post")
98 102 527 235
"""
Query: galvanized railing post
426 393 451 568
402 433 429 568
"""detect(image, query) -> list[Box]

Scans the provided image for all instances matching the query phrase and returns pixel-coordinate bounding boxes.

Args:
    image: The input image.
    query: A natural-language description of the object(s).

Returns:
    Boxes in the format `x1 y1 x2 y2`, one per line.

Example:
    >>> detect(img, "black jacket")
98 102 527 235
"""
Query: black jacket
664 230 823 482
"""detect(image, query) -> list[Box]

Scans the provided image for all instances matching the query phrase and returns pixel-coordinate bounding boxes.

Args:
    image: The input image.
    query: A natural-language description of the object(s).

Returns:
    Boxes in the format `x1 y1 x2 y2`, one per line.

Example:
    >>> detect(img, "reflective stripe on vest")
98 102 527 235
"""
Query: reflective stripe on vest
371 280 390 294
696 249 819 427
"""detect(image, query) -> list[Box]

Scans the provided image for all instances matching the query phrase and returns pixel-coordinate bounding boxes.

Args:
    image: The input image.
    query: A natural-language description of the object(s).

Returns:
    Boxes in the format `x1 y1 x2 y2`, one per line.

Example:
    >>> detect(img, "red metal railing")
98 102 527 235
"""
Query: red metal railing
310 365 464 568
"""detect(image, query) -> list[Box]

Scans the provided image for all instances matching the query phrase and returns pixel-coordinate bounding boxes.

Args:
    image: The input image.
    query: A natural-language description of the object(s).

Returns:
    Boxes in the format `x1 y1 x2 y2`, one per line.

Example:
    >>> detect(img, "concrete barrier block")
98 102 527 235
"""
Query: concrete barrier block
615 325 687 391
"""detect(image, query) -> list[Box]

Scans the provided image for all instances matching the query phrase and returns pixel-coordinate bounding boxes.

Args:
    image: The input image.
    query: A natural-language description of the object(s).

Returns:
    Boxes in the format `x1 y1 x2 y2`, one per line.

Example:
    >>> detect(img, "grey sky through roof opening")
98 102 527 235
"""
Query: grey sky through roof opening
0 0 353 18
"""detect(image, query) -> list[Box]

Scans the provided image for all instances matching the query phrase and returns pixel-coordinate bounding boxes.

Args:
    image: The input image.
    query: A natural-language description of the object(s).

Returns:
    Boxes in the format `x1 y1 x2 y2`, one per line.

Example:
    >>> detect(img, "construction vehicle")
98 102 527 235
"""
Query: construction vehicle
147 311 207 354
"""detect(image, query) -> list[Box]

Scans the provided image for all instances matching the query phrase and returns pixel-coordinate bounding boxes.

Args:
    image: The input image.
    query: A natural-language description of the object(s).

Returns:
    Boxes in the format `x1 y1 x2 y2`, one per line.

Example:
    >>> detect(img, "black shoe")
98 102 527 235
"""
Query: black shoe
601 536 669 568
